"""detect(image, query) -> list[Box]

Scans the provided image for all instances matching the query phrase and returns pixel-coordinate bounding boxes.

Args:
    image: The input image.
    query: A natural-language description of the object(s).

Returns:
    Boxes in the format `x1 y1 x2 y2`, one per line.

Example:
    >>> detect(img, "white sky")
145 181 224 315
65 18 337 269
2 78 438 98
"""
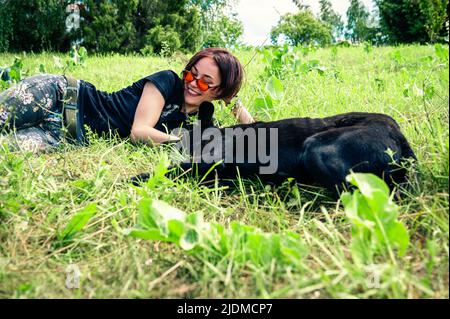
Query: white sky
235 0 374 45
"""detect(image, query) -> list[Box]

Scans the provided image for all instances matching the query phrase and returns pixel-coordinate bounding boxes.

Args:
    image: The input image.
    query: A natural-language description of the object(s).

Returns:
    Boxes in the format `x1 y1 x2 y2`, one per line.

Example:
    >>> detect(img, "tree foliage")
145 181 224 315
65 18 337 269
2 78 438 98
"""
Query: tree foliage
319 0 344 41
0 1 13 52
189 0 243 48
375 0 449 43
292 0 311 11
0 0 67 52
419 0 449 42
271 11 333 46
137 0 201 55
2 0 447 53
0 0 241 54
201 14 243 48
346 0 374 43
81 0 139 53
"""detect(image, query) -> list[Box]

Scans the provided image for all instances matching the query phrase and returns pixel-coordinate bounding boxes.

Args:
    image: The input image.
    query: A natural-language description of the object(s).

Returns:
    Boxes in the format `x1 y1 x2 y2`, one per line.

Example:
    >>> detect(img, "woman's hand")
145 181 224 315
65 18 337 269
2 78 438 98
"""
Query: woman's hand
130 82 180 145
230 99 255 124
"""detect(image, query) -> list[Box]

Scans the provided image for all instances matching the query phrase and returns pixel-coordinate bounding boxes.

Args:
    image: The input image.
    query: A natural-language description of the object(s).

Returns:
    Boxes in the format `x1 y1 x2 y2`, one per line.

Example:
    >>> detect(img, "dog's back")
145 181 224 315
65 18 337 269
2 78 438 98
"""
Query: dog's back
200 112 415 187
295 113 416 190
133 112 416 192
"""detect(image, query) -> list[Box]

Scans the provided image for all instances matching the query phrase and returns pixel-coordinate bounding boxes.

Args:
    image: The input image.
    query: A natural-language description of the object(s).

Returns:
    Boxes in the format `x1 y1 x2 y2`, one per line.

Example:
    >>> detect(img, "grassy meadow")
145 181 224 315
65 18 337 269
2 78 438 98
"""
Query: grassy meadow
0 44 448 298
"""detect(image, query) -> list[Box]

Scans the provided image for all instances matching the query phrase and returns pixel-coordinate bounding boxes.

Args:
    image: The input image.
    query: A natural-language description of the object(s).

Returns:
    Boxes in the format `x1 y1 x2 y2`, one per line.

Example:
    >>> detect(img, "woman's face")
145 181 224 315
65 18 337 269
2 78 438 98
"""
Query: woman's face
183 57 221 107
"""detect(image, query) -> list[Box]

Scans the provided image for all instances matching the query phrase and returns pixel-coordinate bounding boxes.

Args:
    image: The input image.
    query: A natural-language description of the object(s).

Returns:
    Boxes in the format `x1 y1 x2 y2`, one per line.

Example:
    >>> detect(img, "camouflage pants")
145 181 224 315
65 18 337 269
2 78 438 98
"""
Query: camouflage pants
0 74 72 152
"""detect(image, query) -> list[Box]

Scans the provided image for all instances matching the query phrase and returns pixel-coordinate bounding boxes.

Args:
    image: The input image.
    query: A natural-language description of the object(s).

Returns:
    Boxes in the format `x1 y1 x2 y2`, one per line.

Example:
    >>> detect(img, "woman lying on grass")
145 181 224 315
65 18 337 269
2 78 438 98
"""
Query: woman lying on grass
0 47 254 152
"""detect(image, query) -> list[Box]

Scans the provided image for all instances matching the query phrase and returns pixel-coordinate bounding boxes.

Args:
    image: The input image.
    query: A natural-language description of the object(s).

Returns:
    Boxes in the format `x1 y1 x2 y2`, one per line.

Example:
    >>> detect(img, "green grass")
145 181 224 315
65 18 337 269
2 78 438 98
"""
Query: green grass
0 45 448 298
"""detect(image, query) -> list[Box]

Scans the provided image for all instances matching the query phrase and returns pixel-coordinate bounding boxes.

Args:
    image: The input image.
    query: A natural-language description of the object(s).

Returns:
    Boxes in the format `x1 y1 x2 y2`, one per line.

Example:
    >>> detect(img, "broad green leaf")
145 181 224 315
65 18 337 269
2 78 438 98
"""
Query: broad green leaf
142 156 170 190
341 190 375 223
180 229 199 250
386 221 410 256
137 197 158 230
279 231 306 264
127 229 171 242
341 191 375 260
209 223 228 254
340 192 359 219
127 199 307 266
9 68 20 82
230 220 256 237
350 234 373 264
346 173 390 197
262 49 273 64
59 203 97 241
346 173 390 213
246 232 279 264
253 95 273 110
167 219 185 241
265 76 284 101
342 173 410 263
435 43 449 61
186 211 204 226
137 198 186 236
152 199 186 222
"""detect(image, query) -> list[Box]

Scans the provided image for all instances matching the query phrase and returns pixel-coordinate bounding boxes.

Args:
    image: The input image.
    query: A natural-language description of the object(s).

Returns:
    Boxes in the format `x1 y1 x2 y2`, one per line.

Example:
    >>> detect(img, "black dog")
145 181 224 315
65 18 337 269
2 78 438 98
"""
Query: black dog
132 112 416 192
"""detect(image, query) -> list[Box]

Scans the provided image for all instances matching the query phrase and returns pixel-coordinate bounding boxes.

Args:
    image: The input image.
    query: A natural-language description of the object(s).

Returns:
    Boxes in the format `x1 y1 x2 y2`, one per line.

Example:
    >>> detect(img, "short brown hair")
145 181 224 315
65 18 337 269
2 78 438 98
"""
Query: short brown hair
184 48 244 102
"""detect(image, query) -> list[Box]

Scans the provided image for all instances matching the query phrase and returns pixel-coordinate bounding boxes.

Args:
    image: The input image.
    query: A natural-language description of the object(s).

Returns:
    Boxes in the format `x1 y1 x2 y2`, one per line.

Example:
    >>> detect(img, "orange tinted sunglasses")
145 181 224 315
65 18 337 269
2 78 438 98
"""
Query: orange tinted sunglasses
183 69 219 92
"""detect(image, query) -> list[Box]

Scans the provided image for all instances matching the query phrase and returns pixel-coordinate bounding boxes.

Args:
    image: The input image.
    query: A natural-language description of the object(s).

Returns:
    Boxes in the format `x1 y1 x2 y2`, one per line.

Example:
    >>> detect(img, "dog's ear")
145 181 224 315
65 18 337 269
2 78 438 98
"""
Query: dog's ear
198 102 214 119
198 102 215 128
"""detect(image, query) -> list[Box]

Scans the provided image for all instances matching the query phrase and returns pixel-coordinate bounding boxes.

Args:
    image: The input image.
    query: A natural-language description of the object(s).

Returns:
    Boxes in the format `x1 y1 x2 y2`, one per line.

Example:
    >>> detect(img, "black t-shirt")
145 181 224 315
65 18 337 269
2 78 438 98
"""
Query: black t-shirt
77 70 214 138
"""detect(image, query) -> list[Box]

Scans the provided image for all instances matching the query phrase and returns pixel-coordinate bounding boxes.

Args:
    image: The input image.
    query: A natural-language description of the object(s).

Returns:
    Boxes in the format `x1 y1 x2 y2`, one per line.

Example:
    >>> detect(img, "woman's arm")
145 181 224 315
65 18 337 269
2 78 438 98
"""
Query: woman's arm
130 82 180 145
230 99 255 124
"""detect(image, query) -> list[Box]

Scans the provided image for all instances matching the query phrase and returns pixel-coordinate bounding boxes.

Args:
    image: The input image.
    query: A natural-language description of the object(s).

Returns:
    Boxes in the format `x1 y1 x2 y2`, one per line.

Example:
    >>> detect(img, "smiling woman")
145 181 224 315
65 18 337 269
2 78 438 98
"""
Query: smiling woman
0 48 254 152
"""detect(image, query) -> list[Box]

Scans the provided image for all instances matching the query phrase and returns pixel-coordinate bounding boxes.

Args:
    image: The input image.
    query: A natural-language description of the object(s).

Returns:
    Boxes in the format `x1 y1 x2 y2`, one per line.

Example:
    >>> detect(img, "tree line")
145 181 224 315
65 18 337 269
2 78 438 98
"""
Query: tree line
0 0 448 54
272 0 449 46
0 0 243 54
